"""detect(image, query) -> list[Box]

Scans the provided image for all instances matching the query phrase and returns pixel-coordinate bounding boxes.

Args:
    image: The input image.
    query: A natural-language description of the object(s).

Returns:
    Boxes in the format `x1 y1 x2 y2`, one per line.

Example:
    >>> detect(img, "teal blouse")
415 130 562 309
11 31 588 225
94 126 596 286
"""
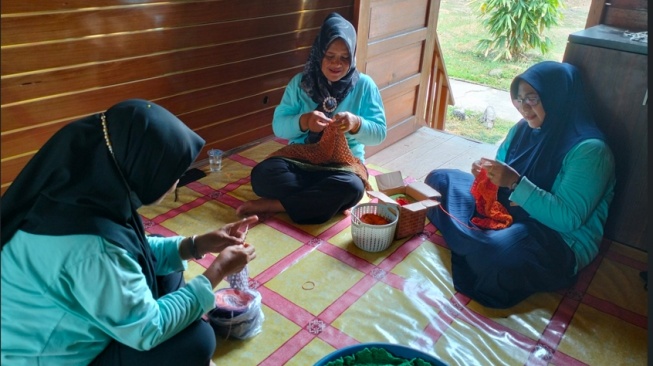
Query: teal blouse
272 73 387 163
1 232 215 365
497 127 616 272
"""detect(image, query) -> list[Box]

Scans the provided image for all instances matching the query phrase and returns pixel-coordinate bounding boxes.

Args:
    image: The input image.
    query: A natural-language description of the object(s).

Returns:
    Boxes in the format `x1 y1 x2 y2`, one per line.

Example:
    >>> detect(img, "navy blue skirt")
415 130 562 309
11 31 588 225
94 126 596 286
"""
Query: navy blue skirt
425 169 577 308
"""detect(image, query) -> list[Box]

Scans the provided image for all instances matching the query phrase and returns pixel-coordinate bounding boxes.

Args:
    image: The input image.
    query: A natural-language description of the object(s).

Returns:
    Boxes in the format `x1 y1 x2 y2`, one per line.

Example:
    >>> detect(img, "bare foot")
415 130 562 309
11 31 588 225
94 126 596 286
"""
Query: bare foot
236 198 285 217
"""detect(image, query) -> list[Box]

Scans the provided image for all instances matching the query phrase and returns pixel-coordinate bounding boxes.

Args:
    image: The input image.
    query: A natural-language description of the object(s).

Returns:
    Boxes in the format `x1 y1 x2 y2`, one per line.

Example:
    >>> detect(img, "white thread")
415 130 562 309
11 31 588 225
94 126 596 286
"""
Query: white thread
624 31 647 43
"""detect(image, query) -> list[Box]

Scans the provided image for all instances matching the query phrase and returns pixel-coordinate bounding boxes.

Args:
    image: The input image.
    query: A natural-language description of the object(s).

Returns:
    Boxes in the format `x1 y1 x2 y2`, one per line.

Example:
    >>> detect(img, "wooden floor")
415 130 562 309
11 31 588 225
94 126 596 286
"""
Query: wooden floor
366 126 500 181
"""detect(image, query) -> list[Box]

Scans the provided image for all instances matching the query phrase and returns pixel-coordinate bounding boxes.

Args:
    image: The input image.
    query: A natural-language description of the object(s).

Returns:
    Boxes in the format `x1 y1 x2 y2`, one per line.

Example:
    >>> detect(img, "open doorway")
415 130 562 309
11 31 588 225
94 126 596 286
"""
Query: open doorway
436 0 592 145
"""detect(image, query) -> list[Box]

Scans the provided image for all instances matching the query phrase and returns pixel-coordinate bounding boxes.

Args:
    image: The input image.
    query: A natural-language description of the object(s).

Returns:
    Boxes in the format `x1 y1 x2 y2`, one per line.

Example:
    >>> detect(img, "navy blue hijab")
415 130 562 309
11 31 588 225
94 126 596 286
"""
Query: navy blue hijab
1 99 205 298
504 61 605 193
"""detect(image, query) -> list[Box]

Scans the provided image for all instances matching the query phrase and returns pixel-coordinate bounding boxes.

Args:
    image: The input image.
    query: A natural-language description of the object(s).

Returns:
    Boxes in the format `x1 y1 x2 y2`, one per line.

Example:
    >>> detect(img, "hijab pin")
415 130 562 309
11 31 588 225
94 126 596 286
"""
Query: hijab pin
322 96 337 113
100 113 114 156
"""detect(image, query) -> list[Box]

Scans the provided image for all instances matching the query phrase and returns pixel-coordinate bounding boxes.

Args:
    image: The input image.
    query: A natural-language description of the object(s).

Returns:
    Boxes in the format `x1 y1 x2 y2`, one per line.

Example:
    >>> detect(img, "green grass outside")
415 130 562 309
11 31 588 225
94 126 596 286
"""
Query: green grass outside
438 0 591 91
443 106 515 146
437 0 590 144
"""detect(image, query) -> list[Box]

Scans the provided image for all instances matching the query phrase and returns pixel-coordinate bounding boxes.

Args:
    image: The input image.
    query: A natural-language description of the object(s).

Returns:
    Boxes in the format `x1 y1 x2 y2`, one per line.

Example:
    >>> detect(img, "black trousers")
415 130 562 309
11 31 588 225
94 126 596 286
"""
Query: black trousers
90 272 215 366
251 157 365 224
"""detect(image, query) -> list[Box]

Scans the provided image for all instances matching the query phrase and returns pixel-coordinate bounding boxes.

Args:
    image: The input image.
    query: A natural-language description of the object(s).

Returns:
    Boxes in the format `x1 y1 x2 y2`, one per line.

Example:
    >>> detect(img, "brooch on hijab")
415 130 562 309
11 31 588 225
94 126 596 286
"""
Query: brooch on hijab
322 96 337 113
101 113 133 193
101 113 114 156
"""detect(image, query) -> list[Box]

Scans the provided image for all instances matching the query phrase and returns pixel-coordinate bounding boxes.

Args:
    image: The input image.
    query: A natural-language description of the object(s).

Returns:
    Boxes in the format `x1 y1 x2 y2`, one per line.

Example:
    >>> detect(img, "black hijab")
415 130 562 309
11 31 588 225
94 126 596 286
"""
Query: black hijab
1 99 205 297
301 13 360 143
500 62 605 218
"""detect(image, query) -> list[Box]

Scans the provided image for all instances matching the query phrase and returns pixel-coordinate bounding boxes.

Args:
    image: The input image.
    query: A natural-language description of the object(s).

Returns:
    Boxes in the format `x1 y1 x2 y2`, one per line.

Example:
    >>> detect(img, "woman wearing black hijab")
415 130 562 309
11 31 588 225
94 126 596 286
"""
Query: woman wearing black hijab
237 13 387 224
1 99 257 365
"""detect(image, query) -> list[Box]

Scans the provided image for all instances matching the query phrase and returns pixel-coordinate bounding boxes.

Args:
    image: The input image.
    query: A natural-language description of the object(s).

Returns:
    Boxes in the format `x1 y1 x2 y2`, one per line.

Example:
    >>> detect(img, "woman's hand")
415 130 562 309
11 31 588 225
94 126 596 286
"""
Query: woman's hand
479 158 521 188
471 159 484 178
300 111 333 133
185 215 258 259
332 112 361 134
203 244 257 288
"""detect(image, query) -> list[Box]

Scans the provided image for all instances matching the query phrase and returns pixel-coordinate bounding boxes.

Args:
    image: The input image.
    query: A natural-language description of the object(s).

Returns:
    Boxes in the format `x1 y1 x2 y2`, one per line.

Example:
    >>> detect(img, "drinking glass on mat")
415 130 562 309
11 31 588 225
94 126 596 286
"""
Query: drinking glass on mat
208 149 223 172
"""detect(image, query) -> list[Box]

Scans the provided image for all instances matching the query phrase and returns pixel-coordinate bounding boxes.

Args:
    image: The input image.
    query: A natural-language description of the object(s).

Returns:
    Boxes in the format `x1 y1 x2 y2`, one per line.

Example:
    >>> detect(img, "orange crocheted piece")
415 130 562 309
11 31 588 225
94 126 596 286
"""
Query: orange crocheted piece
268 124 371 189
469 169 513 230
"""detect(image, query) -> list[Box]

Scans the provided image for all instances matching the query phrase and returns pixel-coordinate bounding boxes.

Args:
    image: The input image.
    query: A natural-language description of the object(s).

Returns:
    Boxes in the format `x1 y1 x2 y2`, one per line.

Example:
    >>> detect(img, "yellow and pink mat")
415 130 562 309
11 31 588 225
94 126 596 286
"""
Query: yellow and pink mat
138 138 648 366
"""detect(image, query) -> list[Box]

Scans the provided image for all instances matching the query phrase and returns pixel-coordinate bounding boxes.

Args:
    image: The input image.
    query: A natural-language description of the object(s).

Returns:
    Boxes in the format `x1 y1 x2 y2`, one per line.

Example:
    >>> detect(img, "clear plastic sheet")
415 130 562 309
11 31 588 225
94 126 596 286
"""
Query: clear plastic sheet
139 139 648 365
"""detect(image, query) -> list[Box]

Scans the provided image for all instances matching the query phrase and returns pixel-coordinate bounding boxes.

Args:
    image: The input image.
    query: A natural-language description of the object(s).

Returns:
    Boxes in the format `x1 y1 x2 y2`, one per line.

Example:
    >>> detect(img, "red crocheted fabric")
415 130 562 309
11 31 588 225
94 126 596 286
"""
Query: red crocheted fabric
469 169 513 230
268 124 371 190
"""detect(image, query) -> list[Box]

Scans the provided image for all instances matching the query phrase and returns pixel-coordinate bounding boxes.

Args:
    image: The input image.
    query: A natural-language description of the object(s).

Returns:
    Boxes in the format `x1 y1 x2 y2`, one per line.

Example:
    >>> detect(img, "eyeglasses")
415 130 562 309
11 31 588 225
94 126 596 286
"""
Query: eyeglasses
512 96 540 108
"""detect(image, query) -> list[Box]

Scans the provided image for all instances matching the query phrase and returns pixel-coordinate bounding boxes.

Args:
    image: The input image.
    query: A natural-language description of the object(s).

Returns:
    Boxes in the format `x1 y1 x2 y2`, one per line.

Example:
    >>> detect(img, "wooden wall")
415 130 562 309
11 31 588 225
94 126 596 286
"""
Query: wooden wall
586 0 647 30
1 1 354 194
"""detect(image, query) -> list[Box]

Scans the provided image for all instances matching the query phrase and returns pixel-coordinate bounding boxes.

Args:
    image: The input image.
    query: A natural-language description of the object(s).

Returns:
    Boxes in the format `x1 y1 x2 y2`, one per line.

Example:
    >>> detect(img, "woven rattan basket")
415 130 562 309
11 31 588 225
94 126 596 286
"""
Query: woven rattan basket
350 203 399 252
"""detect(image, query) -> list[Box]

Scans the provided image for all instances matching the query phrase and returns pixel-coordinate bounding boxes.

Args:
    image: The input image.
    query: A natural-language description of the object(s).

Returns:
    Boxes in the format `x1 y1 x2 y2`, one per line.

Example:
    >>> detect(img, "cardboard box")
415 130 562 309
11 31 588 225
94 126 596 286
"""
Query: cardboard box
367 171 441 239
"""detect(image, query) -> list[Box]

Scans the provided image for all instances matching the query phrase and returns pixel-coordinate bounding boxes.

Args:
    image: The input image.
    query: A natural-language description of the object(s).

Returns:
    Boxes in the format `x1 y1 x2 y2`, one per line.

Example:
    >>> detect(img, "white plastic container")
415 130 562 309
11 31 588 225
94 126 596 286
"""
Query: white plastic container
350 203 399 252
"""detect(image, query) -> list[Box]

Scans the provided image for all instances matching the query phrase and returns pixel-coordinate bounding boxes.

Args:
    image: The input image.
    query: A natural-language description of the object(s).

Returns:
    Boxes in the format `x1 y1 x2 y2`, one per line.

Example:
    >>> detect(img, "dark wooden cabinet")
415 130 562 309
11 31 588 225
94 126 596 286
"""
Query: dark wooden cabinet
563 25 648 251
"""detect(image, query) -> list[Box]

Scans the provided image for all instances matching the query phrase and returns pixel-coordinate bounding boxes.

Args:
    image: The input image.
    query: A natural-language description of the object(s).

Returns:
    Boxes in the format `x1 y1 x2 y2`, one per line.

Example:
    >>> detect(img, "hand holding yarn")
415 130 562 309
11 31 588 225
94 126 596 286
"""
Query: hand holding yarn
203 244 256 288
226 215 258 243
479 158 520 189
208 222 265 340
196 215 258 255
332 112 361 133
227 223 252 291
471 159 485 178
300 110 333 133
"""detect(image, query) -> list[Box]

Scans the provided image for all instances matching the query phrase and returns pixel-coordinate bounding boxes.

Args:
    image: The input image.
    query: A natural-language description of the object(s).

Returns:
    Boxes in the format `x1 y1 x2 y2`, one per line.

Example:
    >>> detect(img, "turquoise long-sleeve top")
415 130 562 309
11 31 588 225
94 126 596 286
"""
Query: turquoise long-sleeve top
272 73 386 163
1 231 216 365
496 127 616 272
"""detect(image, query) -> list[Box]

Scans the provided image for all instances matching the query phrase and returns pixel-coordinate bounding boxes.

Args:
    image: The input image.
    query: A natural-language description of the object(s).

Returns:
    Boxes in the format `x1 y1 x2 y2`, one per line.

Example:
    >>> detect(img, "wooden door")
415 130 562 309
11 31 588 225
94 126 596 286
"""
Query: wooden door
354 0 441 157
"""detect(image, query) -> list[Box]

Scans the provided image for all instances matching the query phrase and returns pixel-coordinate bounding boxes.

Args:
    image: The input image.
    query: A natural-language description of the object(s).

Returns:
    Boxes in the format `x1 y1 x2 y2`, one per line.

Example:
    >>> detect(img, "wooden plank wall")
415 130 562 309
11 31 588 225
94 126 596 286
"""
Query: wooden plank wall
1 1 354 194
586 0 647 31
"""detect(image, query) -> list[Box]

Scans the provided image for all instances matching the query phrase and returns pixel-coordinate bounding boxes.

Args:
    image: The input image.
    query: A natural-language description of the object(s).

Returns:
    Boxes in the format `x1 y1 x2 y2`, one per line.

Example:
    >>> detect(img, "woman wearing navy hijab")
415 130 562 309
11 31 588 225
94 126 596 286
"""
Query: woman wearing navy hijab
1 99 257 365
424 62 615 308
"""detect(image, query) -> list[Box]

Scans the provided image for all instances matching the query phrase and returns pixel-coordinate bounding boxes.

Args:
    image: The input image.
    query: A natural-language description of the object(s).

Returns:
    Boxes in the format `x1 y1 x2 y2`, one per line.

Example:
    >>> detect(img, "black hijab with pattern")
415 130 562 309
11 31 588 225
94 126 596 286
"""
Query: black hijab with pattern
1 99 205 298
301 13 360 142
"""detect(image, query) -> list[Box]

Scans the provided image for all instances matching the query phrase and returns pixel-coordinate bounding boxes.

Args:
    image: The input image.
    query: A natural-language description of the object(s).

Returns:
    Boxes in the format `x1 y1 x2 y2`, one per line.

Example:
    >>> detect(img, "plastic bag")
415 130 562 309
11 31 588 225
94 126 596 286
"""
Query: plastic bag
207 286 264 340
